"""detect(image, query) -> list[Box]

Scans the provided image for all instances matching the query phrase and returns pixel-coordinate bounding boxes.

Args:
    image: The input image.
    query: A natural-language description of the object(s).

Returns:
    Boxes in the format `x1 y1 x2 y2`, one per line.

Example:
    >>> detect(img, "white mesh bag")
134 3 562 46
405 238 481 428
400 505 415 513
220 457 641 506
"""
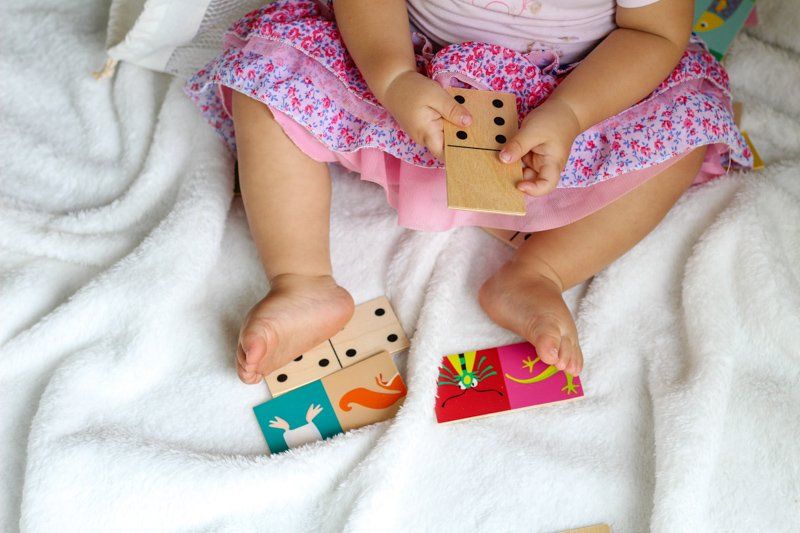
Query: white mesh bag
99 0 265 79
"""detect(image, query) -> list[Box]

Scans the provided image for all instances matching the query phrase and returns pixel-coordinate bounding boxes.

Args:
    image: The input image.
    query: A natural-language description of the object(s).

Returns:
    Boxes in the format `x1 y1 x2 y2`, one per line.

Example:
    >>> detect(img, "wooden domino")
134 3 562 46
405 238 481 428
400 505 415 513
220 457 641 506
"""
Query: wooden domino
481 227 532 249
731 101 764 170
732 101 743 127
741 131 764 170
254 351 406 453
435 341 583 424
264 343 339 398
444 88 525 216
561 525 611 533
330 296 410 368
265 296 409 397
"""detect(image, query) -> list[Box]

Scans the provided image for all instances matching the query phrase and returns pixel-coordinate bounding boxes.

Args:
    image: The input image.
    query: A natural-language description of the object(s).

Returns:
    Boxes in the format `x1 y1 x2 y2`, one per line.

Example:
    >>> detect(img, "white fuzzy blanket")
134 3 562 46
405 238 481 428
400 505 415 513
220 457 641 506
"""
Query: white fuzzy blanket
2 1 799 531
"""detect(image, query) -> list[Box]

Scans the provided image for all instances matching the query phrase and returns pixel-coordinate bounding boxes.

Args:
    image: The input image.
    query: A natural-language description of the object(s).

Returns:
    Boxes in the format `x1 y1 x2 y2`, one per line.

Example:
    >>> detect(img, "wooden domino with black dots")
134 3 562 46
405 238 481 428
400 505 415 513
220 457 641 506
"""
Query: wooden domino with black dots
265 296 409 396
560 524 611 533
444 88 525 216
330 296 408 368
481 227 532 249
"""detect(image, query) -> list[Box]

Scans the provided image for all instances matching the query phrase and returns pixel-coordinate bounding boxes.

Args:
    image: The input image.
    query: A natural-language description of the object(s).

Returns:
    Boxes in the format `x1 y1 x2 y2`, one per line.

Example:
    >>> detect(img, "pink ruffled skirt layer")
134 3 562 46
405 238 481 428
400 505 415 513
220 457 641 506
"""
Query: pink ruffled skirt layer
185 0 753 232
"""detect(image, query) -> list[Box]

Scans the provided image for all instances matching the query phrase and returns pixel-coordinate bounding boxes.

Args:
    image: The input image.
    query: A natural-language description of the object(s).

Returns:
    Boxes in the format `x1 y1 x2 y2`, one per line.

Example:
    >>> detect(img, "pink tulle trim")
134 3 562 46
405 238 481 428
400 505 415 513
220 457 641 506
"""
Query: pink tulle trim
269 106 726 233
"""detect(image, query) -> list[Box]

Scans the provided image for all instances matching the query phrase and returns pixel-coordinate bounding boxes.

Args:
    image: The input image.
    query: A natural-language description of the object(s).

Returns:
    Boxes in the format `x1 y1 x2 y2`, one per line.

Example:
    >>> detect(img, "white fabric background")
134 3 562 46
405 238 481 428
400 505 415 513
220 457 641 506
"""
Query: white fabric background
104 0 263 75
106 0 211 71
1 0 799 531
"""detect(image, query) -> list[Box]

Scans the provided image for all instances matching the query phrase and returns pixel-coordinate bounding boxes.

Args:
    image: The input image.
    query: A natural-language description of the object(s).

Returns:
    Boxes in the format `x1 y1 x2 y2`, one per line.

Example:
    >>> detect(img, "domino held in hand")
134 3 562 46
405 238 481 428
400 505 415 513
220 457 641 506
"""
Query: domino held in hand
444 88 525 216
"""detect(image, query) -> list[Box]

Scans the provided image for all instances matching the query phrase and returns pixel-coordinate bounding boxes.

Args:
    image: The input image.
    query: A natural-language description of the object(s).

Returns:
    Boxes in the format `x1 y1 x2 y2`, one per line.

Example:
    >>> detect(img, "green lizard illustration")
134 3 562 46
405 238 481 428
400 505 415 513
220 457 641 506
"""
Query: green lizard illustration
504 355 579 394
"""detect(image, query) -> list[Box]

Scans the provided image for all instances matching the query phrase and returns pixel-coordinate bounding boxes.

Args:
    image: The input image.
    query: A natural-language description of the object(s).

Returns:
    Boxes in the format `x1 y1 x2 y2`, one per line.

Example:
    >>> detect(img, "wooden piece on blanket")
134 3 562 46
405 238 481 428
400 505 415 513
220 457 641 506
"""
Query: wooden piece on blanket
265 296 409 396
254 351 406 453
561 524 611 533
321 350 407 431
741 131 764 170
444 88 525 216
330 296 410 369
253 379 341 454
434 341 584 424
264 343 340 397
732 101 743 127
233 160 241 195
731 102 764 170
481 227 532 249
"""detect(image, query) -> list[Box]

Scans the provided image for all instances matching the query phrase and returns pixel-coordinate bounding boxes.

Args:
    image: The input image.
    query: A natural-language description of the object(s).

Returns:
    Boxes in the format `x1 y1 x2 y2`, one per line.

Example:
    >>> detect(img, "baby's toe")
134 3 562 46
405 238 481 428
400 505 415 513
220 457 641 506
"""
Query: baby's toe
239 323 273 369
236 358 261 384
236 344 261 384
556 337 583 376
529 318 562 365
565 342 584 375
555 338 574 371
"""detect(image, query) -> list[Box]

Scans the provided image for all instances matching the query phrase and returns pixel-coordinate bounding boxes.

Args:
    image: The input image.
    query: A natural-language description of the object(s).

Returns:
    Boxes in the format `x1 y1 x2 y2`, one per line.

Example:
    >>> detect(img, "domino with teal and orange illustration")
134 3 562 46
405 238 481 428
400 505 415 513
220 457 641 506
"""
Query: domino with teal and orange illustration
435 341 583 424
254 351 407 453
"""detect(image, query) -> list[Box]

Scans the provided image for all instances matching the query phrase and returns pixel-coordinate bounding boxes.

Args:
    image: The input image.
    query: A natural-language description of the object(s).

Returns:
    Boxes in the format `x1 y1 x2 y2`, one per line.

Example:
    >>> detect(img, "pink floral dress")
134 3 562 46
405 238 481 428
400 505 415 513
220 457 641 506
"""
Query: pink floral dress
184 0 752 232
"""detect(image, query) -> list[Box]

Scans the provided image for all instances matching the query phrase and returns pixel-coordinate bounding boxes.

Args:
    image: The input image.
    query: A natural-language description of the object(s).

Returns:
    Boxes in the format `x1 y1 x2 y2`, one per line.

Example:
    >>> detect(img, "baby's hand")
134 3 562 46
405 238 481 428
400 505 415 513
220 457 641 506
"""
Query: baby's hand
500 99 582 196
381 71 472 159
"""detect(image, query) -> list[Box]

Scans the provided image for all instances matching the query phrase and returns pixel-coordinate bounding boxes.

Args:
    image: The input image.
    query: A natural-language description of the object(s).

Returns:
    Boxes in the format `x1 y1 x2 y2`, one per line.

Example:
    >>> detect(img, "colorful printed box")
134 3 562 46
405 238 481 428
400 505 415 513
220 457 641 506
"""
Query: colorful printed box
693 0 756 60
435 341 584 424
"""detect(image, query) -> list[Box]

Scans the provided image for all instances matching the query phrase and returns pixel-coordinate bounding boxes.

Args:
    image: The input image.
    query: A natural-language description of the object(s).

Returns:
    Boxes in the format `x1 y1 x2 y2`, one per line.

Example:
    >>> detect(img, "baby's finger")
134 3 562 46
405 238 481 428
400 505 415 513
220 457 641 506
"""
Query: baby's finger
423 128 444 159
500 129 546 165
430 89 472 127
535 160 563 188
521 152 534 169
518 157 561 196
522 166 536 181
517 177 556 197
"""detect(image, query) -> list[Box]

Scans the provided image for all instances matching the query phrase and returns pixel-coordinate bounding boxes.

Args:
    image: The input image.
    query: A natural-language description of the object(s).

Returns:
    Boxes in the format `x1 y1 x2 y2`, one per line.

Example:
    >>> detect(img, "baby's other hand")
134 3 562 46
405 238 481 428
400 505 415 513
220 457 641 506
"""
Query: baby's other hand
500 99 582 197
381 71 472 159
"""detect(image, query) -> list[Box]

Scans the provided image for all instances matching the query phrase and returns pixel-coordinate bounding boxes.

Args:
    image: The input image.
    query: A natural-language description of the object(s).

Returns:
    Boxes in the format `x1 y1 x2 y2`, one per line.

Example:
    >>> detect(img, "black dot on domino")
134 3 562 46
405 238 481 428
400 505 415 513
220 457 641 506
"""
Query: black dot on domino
495 134 506 144
454 94 465 104
456 130 468 140
387 333 398 342
277 374 288 383
294 355 303 362
492 99 503 108
374 308 385 316
494 117 505 126
319 358 329 367
346 348 357 357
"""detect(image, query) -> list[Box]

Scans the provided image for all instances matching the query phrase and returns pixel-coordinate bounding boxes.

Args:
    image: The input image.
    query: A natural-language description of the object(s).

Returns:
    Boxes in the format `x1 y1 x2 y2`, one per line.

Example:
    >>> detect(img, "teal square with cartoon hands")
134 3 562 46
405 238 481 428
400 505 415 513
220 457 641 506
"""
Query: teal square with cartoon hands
253 380 342 454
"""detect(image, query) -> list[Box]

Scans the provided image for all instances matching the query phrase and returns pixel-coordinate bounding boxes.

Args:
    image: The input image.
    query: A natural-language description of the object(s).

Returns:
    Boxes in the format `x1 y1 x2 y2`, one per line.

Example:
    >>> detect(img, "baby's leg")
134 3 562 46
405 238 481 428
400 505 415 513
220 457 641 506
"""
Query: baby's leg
232 92 354 384
479 147 707 375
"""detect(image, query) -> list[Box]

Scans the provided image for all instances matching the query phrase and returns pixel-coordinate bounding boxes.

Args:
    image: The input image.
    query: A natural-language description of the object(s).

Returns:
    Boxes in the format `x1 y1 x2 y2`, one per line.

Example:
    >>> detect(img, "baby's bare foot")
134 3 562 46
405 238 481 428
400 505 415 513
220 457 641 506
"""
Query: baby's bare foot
236 274 354 384
479 260 583 375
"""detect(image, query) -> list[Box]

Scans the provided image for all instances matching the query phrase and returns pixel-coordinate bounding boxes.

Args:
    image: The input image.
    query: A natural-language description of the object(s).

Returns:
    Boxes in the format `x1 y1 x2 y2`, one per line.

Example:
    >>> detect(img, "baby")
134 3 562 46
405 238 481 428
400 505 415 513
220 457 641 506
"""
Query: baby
185 0 752 383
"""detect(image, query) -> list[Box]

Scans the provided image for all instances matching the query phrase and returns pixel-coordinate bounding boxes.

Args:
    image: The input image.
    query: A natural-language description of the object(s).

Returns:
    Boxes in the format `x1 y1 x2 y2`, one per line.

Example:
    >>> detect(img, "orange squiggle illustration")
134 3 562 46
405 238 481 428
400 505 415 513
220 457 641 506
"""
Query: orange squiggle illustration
339 373 407 411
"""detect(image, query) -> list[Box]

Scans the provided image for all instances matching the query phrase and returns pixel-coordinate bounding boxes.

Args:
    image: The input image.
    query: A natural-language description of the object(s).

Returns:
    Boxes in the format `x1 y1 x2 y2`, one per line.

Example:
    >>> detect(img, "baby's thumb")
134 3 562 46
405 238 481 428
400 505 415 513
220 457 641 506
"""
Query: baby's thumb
434 91 472 127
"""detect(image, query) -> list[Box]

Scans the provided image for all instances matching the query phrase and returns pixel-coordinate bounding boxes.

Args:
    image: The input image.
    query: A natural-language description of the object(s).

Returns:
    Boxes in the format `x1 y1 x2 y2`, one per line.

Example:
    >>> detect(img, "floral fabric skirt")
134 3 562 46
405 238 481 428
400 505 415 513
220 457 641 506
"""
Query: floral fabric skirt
184 0 753 232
